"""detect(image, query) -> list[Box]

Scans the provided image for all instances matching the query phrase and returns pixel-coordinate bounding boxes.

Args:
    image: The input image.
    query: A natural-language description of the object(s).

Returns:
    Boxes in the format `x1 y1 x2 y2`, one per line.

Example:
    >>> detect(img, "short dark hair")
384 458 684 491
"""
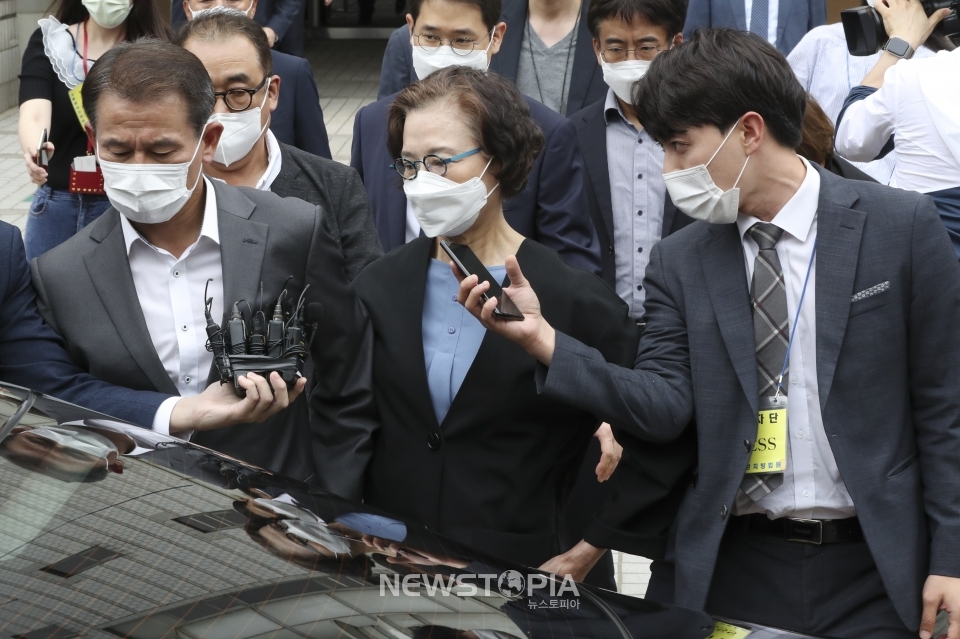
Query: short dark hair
796 95 834 166
83 39 216 138
173 9 274 78
409 0 502 33
387 66 543 200
587 0 688 41
633 29 806 148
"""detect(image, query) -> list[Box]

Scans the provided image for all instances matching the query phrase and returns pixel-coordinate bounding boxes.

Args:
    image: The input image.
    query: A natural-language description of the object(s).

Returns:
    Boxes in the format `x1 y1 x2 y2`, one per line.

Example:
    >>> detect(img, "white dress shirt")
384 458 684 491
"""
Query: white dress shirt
255 130 283 191
733 158 856 520
835 48 960 194
120 178 224 436
787 23 934 184
744 0 779 47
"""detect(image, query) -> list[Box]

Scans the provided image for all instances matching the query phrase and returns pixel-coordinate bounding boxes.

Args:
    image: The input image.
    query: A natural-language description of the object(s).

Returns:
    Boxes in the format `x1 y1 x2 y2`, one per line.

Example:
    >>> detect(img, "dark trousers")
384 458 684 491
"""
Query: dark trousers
704 524 913 638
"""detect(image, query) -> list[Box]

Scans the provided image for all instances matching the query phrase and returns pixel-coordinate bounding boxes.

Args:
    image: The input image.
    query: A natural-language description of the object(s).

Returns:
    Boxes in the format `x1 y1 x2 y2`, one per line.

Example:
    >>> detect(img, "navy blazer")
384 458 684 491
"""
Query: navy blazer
569 98 695 288
377 0 606 115
172 0 303 50
682 0 826 54
350 91 602 275
0 222 166 428
269 49 331 159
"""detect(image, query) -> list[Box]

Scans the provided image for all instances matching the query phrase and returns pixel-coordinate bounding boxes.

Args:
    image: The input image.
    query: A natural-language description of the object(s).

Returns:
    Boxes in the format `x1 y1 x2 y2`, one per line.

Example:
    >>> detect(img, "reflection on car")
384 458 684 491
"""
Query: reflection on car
0 382 822 639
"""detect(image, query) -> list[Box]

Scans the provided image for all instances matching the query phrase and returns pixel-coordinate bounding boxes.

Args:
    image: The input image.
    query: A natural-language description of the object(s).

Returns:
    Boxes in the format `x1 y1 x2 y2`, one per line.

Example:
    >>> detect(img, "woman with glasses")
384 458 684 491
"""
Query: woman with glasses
17 0 172 260
339 66 640 570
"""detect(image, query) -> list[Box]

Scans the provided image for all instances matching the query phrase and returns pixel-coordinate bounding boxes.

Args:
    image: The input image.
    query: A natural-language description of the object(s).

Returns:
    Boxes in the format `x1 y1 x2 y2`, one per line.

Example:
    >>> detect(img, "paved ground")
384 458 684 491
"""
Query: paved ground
0 36 653 597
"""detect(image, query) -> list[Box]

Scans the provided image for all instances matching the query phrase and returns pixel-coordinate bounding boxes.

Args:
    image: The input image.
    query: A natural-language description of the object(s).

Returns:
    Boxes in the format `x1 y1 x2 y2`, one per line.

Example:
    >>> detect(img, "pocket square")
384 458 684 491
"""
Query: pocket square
852 281 890 302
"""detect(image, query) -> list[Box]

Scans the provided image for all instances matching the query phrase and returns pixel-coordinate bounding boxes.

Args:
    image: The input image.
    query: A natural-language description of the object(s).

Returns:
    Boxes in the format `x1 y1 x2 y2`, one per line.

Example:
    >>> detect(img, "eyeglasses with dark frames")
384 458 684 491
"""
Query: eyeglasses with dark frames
390 148 482 180
412 30 494 55
213 75 270 112
600 44 667 63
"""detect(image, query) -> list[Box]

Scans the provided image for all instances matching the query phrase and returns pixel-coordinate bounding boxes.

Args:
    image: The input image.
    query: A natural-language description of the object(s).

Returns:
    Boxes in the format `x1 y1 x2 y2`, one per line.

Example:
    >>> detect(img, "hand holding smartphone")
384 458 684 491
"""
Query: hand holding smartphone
440 240 524 321
36 128 49 168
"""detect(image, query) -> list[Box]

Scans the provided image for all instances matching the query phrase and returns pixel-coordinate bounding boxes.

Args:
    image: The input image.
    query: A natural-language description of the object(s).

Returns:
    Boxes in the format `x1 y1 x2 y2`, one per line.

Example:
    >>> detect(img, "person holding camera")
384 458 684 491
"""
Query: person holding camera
835 0 960 257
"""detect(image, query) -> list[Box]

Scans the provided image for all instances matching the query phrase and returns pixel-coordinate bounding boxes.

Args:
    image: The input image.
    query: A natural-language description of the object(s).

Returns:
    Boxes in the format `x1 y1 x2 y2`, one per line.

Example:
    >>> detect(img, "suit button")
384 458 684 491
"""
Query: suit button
608 245 614 255
720 505 728 519
743 439 751 452
427 432 441 450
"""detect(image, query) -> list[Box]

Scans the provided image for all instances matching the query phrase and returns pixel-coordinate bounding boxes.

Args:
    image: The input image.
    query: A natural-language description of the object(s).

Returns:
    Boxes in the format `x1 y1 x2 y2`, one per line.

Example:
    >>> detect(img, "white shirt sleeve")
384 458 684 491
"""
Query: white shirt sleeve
835 66 899 162
151 396 192 440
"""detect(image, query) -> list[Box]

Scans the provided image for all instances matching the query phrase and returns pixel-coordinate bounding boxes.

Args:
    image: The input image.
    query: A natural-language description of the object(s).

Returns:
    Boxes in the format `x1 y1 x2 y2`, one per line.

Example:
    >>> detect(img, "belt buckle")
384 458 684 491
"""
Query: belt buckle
786 518 822 545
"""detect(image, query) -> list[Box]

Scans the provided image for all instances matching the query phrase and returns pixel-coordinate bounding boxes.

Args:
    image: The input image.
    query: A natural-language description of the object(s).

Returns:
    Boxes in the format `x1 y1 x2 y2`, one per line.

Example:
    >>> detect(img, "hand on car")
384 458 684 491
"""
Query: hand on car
24 142 53 186
920 575 960 639
594 422 623 482
454 255 557 365
875 0 952 50
169 372 306 433
539 540 607 584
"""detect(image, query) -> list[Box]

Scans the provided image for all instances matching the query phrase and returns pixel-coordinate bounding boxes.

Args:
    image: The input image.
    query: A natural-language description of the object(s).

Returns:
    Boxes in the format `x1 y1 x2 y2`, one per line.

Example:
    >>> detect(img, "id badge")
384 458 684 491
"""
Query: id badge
745 395 787 474
706 621 752 638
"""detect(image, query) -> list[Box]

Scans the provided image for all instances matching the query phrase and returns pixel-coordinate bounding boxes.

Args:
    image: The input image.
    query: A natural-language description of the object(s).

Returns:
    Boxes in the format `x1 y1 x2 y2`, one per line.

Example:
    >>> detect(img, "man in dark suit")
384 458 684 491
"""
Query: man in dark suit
177 0 331 158
353 0 602 275
378 0 605 115
177 11 381 281
682 0 824 54
30 41 375 486
458 30 960 638
0 221 303 433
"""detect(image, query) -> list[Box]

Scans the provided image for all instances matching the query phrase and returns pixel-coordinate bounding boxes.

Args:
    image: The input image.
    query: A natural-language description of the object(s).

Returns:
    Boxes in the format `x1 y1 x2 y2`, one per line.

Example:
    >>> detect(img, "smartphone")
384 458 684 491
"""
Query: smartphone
36 128 48 167
440 240 524 320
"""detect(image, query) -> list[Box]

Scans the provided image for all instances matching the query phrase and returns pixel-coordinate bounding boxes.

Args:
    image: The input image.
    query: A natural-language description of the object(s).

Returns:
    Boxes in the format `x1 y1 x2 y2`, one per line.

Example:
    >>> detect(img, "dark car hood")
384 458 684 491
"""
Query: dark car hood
0 383 820 639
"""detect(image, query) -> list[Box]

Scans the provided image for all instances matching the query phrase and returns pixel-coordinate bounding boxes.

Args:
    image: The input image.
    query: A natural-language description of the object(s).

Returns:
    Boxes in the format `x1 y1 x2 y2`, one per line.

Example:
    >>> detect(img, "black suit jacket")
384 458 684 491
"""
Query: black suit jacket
569 98 696 289
269 50 331 159
346 237 639 568
31 182 375 486
271 143 382 281
377 0 605 115
351 92 602 276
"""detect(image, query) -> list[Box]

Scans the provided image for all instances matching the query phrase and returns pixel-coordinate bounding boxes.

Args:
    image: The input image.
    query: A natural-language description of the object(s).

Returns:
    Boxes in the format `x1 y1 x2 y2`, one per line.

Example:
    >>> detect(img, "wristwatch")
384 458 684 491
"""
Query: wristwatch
882 36 915 60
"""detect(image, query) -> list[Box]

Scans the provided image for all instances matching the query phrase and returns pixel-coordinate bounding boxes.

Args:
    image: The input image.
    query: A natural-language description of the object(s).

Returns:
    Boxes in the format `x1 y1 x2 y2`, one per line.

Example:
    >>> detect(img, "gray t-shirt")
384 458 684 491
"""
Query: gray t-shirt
515 22 578 114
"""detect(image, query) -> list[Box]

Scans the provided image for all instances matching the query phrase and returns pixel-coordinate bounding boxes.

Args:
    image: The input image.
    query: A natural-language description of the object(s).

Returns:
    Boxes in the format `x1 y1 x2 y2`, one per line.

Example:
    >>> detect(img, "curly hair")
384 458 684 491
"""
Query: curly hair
387 66 544 199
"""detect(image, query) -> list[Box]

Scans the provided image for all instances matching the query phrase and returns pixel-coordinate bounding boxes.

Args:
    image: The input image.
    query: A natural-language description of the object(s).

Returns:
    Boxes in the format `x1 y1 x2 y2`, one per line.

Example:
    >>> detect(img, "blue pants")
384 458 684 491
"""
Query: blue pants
25 186 111 261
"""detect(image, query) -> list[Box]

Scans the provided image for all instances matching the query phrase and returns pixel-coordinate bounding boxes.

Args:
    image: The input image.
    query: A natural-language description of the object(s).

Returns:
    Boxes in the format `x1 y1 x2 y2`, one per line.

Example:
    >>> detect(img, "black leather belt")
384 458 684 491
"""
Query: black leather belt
730 514 864 545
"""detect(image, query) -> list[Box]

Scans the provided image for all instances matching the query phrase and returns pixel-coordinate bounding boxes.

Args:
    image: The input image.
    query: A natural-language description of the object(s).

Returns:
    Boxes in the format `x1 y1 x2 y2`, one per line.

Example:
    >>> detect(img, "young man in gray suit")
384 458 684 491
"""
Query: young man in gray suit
29 41 376 492
458 29 960 639
175 11 382 282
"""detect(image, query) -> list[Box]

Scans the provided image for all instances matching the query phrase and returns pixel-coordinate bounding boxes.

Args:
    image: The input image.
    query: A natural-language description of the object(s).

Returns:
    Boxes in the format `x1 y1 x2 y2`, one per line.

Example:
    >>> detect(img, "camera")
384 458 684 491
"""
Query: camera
841 0 959 56
203 280 319 398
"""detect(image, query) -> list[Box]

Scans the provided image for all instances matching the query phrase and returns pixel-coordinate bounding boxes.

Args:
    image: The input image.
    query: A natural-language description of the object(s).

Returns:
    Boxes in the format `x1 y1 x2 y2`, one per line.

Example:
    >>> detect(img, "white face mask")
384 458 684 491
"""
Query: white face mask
601 59 651 103
189 3 254 19
411 31 494 80
29 426 119 459
82 0 132 29
209 80 271 167
662 119 750 224
403 156 498 237
97 129 206 225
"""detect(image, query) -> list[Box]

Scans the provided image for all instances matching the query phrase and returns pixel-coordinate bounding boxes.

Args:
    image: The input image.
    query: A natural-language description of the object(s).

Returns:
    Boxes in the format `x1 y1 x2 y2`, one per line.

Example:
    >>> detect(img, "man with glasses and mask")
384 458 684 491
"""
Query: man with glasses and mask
457 29 960 639
28 41 375 490
352 0 602 277
174 0 330 159
175 11 381 281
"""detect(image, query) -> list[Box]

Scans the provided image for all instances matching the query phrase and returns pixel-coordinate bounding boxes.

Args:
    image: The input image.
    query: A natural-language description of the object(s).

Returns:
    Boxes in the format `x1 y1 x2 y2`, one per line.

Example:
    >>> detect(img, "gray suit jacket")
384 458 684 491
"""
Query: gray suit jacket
30 181 376 487
539 165 960 628
271 143 383 282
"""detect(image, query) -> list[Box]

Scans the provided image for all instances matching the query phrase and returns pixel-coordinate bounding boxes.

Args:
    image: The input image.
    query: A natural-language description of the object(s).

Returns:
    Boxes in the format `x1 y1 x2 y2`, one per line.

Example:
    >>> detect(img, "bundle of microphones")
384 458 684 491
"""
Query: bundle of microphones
203 279 321 397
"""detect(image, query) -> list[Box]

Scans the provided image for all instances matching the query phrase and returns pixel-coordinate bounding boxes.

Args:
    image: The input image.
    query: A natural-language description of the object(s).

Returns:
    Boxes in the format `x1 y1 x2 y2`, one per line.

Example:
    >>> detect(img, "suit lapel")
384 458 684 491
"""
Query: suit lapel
700 224 758 412
270 145 302 193
214 181 269 311
490 0 527 82
729 0 747 30
83 211 180 396
579 105 614 242
565 1 597 114
662 194 678 238
814 168 864 409
777 0 794 44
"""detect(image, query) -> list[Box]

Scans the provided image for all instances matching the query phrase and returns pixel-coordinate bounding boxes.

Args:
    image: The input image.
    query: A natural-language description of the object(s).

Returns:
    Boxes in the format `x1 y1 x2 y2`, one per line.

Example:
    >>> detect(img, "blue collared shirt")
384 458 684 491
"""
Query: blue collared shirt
422 259 507 424
604 88 666 319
